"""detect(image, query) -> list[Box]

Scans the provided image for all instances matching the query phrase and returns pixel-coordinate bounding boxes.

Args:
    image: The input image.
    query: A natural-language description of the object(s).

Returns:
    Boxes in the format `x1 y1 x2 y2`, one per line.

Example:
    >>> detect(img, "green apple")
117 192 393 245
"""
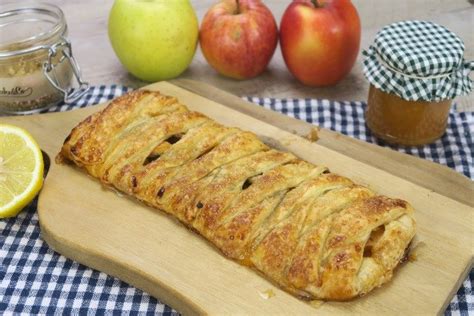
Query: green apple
108 0 198 82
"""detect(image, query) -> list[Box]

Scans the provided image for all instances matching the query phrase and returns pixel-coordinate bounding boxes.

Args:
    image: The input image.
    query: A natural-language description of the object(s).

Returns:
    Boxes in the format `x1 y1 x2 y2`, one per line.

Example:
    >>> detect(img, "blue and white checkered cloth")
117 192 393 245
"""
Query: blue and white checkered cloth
1 85 473 315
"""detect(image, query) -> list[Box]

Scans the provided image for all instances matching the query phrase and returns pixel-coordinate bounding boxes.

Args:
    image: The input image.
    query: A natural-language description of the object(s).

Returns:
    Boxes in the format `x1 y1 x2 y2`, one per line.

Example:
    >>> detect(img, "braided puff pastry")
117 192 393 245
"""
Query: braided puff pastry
57 90 416 301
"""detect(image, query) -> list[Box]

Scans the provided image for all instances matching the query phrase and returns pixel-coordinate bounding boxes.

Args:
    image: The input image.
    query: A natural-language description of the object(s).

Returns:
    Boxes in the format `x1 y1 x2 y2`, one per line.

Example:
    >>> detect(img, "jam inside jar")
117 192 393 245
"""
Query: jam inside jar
366 85 452 146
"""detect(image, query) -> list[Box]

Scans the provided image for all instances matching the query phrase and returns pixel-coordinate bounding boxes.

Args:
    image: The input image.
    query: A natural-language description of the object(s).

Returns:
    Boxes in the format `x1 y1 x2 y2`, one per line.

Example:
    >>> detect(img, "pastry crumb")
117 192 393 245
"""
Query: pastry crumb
306 127 320 142
281 138 293 147
309 300 324 309
409 241 426 262
259 289 275 299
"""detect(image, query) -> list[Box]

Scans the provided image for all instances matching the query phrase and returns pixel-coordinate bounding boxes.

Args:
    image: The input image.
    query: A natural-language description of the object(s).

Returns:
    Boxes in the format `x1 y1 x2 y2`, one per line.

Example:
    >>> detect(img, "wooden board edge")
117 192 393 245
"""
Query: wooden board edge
439 257 474 316
169 79 474 207
38 193 204 316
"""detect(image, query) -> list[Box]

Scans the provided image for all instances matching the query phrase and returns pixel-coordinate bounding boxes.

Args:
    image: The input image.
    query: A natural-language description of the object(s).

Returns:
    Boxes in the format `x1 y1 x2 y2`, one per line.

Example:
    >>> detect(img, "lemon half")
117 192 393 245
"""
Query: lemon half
0 124 44 218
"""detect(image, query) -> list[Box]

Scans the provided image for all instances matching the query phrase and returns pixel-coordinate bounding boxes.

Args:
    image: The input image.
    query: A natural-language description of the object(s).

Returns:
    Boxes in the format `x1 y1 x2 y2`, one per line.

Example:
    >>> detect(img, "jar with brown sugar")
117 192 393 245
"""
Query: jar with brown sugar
363 20 473 146
0 3 89 114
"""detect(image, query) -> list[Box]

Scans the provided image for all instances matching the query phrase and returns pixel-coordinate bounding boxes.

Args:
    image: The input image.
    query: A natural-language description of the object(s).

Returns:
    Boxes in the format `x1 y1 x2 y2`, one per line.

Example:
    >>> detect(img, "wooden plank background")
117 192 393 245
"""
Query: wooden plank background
48 0 473 110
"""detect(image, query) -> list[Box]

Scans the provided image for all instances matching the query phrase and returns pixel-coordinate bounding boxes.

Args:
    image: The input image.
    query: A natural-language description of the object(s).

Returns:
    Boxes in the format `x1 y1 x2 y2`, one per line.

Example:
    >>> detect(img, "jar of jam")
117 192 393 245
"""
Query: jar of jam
0 3 89 114
363 20 473 146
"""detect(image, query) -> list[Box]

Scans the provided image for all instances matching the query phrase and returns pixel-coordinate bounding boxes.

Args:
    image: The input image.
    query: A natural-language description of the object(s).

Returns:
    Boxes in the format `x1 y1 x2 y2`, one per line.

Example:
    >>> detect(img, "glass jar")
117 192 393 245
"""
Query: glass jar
366 85 452 146
363 20 473 146
0 3 89 114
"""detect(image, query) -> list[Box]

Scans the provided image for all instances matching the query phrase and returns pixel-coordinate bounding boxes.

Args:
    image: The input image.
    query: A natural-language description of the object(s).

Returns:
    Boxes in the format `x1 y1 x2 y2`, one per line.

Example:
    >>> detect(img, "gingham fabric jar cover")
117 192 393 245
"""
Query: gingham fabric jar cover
363 20 474 102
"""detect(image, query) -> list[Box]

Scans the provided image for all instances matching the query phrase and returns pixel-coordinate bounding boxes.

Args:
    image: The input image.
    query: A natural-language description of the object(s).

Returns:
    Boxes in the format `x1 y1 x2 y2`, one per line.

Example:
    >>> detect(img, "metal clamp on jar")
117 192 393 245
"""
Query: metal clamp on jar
363 20 473 146
0 3 89 114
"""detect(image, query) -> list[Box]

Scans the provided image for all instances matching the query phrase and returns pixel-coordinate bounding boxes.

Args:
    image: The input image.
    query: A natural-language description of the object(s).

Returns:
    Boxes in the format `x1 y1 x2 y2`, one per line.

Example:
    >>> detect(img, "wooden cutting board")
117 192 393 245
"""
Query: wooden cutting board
2 80 473 315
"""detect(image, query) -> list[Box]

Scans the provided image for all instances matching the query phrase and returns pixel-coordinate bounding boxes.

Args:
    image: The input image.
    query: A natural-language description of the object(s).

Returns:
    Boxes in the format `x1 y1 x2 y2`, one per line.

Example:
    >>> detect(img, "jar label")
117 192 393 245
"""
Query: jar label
0 61 72 112
0 86 33 97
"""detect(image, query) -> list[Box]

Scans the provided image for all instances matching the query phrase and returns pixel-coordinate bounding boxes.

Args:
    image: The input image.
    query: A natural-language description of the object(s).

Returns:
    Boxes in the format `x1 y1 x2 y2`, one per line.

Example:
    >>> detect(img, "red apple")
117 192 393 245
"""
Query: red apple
280 0 361 86
200 0 278 80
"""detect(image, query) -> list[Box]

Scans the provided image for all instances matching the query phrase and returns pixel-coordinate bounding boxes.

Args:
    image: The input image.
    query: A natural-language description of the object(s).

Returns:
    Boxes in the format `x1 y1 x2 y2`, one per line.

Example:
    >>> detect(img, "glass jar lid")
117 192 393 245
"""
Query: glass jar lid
0 3 67 57
363 20 474 102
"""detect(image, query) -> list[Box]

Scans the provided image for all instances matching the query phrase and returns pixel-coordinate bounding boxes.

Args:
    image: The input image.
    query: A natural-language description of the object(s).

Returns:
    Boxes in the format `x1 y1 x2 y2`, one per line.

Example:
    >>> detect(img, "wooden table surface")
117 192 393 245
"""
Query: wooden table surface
51 0 473 111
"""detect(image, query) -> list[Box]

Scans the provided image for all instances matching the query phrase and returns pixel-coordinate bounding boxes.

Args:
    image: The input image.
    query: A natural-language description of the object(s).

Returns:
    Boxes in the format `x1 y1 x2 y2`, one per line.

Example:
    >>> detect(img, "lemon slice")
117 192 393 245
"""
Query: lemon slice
0 124 44 218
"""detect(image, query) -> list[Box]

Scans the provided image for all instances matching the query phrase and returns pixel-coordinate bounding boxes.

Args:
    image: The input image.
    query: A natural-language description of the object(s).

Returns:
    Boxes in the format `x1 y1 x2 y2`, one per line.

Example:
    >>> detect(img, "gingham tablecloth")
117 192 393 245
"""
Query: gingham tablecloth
1 85 473 315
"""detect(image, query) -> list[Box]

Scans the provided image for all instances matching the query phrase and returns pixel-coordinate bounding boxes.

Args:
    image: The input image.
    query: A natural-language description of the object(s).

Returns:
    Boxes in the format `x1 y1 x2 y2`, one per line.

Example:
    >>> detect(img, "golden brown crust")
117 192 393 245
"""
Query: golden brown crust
57 90 416 301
